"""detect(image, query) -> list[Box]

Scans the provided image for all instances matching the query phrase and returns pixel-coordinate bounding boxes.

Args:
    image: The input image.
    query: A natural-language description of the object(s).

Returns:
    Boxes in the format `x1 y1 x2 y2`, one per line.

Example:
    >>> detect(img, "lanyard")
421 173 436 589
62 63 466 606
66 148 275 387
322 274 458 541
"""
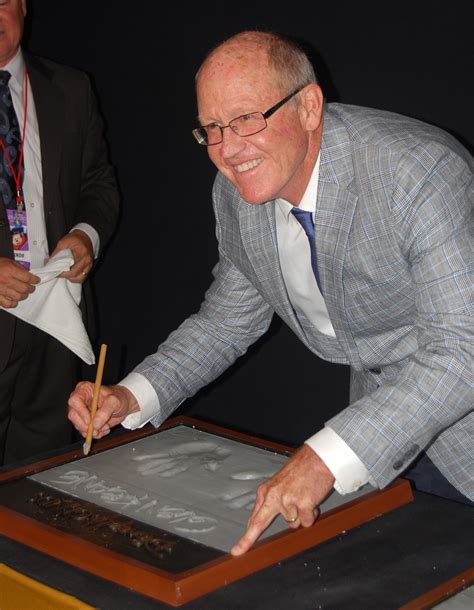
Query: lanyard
0 65 28 209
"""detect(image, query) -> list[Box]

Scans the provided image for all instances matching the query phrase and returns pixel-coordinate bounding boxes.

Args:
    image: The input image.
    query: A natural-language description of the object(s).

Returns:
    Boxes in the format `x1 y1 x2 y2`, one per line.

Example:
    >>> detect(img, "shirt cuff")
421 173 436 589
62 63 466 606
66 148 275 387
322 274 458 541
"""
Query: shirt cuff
305 427 370 494
71 223 100 259
120 372 161 429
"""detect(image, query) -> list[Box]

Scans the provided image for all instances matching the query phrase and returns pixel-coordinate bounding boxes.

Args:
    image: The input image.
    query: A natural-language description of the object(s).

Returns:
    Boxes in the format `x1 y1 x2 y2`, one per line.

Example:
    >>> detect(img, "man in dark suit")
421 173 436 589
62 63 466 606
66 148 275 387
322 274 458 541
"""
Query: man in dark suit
0 0 119 464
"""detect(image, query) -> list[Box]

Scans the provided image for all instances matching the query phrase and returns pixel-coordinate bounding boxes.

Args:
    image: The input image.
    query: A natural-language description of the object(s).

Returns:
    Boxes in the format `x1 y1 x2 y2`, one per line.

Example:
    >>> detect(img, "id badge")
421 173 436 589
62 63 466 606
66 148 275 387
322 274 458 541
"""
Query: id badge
7 208 30 269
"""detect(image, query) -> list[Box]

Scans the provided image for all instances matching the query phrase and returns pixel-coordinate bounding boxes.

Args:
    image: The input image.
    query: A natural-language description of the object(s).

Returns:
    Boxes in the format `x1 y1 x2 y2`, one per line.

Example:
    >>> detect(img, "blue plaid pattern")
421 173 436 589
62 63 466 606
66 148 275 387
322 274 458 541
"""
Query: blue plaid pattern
135 104 473 500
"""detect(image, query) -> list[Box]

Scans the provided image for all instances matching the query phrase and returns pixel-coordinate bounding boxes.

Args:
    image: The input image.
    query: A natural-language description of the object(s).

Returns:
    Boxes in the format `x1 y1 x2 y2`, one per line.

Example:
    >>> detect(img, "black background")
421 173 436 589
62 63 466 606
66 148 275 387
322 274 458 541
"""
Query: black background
23 1 473 446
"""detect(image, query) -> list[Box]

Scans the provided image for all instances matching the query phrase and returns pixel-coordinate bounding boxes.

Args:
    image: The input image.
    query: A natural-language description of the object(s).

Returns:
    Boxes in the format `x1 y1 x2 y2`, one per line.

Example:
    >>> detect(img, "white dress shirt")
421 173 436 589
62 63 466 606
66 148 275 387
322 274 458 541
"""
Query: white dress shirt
122 157 371 494
275 155 335 337
5 49 99 267
274 156 370 493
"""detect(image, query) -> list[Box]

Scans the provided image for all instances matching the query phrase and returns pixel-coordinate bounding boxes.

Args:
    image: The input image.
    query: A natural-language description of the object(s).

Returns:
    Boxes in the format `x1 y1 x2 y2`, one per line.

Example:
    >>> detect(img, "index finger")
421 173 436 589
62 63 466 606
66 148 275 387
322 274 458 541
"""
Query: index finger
9 263 40 284
230 502 278 556
68 382 95 431
90 392 119 431
27 271 41 284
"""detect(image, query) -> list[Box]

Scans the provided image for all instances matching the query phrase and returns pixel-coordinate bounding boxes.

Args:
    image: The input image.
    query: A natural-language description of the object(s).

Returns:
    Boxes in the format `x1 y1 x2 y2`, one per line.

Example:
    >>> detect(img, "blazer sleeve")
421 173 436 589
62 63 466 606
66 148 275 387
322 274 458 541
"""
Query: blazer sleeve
327 141 473 491
133 190 274 426
71 71 119 252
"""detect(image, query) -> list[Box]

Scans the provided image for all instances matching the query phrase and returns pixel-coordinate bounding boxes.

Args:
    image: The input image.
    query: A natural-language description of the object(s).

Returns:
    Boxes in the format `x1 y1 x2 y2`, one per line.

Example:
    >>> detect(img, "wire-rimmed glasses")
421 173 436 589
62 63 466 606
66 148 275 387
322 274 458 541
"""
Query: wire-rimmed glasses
192 86 304 146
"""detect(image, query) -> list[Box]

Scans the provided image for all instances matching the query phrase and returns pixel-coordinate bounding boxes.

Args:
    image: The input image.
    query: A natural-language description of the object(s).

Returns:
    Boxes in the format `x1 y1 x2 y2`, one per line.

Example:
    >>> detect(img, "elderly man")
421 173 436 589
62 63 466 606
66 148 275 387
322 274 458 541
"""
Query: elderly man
0 0 119 465
68 31 472 555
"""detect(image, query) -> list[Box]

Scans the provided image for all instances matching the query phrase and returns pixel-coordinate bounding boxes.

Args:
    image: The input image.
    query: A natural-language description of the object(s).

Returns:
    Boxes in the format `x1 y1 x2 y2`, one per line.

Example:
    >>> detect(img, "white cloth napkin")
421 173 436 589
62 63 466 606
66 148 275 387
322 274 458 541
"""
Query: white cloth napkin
0 249 95 364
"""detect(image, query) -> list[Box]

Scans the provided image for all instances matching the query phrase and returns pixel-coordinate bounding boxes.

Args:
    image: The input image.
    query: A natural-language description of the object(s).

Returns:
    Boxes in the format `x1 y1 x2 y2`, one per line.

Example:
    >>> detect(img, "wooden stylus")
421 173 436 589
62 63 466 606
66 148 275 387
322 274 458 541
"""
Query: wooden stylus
82 343 108 456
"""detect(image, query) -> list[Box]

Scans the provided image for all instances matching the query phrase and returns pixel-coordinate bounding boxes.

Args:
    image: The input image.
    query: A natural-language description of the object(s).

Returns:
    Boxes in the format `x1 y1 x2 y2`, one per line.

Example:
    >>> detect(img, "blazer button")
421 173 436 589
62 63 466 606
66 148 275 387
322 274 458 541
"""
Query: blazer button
0 220 5 228
405 445 419 460
393 460 403 470
370 367 381 374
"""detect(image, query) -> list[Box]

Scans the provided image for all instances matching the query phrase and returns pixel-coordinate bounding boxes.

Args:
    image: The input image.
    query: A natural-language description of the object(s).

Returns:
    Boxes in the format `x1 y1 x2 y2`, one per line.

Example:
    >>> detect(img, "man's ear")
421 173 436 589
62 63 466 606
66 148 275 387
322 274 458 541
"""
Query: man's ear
298 84 324 132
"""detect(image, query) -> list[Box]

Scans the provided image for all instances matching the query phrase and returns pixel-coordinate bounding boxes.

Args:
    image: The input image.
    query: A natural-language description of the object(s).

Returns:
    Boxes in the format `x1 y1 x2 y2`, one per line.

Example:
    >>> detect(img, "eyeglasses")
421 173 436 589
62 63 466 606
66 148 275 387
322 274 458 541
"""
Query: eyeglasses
192 86 304 146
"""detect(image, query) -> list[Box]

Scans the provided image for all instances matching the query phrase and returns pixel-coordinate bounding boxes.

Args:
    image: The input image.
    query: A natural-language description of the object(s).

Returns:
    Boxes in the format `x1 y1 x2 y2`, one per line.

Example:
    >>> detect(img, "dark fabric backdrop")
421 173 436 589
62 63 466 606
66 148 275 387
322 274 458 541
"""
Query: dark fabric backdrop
23 1 473 446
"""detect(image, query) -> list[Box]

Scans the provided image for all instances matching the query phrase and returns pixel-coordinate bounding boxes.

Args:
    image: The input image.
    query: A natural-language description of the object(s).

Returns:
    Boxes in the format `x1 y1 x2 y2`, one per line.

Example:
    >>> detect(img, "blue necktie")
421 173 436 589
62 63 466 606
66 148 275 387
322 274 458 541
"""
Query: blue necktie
291 207 322 293
0 70 23 209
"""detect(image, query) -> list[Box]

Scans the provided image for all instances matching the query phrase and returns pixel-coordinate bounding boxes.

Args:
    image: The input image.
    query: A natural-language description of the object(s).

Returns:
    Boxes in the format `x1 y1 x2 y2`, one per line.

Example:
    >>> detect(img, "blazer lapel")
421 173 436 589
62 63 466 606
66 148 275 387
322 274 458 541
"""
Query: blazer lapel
315 108 362 364
237 198 304 336
24 53 64 220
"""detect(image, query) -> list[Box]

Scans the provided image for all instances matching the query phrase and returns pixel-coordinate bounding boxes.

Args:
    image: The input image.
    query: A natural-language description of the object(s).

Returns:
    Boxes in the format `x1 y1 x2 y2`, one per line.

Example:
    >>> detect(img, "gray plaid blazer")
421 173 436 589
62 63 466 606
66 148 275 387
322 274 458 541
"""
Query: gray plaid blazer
137 104 473 500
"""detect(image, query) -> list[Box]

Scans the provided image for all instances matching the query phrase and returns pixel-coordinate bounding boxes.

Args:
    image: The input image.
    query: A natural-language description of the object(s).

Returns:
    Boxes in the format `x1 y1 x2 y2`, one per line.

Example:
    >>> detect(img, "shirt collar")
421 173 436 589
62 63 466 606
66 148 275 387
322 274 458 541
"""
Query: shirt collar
2 47 25 90
276 153 321 222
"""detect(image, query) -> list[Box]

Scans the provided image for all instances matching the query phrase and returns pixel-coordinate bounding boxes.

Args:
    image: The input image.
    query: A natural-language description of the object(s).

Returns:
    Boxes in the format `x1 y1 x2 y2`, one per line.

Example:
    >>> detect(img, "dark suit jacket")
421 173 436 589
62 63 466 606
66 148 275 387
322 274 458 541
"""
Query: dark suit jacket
0 51 120 371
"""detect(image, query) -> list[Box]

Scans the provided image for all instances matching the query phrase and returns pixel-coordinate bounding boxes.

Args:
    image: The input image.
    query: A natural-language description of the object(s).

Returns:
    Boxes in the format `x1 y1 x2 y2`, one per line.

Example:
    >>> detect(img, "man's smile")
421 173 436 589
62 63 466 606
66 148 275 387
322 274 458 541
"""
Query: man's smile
234 157 264 173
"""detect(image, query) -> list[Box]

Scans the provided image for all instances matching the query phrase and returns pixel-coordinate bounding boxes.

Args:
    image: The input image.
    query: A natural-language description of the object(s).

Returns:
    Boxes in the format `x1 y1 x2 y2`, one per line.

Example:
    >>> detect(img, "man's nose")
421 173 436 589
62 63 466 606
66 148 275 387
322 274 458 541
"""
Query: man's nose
219 126 246 158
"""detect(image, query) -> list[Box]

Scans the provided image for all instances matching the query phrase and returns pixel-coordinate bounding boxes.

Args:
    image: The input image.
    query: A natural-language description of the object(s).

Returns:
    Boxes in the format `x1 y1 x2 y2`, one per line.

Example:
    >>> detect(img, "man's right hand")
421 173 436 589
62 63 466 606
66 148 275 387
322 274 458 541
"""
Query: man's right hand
68 383 140 439
0 257 40 308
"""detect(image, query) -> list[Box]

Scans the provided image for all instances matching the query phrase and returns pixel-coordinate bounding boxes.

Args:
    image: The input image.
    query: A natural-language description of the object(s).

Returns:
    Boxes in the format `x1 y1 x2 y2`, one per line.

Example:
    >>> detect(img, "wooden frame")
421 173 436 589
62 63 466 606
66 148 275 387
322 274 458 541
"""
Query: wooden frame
398 567 474 610
0 416 414 606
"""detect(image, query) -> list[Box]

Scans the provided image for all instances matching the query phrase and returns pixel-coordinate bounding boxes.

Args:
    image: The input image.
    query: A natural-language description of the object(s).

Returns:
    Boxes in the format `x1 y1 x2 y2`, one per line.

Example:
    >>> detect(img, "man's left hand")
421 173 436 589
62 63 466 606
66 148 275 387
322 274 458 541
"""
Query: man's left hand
51 229 94 283
230 444 335 556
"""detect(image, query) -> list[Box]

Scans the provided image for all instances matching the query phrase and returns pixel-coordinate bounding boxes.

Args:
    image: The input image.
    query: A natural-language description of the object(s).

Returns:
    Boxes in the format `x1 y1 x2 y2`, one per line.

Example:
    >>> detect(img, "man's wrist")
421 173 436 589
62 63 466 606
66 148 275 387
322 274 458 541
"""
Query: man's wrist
119 372 161 429
305 427 370 494
71 223 100 258
115 384 140 416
